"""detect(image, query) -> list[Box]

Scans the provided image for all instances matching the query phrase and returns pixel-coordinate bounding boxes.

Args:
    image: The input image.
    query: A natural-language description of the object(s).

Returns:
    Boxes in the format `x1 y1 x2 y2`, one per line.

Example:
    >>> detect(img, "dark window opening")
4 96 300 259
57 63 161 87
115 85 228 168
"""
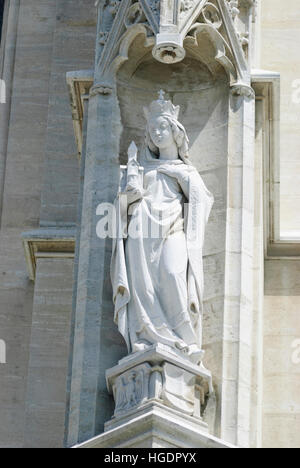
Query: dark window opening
0 0 5 43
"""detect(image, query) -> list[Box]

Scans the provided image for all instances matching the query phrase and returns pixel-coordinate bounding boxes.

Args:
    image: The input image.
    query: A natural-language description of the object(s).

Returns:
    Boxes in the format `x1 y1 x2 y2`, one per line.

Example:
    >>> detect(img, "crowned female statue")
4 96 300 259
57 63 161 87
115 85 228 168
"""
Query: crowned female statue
111 91 214 365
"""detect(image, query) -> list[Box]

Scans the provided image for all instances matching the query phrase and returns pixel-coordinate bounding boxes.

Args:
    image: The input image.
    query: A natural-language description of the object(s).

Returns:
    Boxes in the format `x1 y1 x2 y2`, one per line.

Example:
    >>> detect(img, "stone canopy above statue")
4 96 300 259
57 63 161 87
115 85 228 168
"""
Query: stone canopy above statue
94 0 254 97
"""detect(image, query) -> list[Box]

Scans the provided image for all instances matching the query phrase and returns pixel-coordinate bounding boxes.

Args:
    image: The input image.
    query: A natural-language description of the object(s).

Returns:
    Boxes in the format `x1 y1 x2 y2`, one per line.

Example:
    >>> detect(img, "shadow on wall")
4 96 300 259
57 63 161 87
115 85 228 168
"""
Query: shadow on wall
0 0 4 43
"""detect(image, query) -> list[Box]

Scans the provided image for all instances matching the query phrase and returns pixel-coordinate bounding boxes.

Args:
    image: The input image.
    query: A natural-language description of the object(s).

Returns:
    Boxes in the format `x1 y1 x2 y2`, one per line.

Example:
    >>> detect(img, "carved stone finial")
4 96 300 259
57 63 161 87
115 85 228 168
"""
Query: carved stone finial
128 141 138 162
158 89 166 101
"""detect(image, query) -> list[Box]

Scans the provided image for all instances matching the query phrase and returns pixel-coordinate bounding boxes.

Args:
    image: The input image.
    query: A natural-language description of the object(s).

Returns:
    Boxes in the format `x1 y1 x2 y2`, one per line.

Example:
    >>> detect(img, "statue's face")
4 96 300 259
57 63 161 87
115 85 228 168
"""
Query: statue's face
148 116 175 150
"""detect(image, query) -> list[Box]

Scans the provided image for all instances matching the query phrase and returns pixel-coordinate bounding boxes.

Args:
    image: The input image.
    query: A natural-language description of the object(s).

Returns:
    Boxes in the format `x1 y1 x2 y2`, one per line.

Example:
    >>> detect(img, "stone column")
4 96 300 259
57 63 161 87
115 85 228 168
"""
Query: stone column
221 87 256 447
66 86 127 446
0 0 20 225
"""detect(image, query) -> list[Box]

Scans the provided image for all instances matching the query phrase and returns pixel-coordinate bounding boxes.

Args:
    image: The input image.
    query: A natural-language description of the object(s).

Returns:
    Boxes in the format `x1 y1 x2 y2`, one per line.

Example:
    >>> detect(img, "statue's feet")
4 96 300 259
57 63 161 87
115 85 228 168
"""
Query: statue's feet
175 341 189 353
188 345 204 365
132 341 149 353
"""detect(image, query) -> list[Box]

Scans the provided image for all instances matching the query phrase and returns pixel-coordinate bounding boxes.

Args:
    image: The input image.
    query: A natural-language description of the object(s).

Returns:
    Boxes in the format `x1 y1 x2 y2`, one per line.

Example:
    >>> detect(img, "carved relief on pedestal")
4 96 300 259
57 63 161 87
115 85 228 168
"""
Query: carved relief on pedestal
112 362 200 418
107 347 214 423
112 364 152 416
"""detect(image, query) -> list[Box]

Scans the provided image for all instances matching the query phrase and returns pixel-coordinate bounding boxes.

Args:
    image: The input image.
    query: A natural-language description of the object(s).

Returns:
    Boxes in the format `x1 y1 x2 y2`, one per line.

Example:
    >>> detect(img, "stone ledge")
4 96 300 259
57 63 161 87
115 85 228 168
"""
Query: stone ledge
73 403 236 449
22 228 76 281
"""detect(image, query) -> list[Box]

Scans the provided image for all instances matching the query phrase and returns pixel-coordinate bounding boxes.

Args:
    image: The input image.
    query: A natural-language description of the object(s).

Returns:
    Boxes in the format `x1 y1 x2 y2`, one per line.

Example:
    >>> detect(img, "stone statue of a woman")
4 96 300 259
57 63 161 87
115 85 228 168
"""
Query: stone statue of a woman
111 91 213 365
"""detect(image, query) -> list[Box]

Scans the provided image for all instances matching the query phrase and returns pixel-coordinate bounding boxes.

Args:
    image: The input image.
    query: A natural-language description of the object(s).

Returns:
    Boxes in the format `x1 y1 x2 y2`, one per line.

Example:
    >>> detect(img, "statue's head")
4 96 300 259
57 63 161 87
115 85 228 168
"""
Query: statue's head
144 91 189 161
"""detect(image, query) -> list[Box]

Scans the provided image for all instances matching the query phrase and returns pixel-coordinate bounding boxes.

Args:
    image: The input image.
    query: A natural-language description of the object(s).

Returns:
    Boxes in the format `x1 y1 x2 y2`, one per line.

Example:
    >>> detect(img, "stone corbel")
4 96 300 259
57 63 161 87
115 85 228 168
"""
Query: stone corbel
22 229 76 281
231 81 255 99
66 71 94 159
89 84 114 97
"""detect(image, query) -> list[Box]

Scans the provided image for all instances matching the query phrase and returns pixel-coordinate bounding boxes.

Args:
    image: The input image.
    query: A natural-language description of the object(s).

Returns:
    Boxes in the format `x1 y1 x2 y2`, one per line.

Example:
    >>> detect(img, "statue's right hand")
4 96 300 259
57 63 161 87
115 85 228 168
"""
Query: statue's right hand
119 185 143 204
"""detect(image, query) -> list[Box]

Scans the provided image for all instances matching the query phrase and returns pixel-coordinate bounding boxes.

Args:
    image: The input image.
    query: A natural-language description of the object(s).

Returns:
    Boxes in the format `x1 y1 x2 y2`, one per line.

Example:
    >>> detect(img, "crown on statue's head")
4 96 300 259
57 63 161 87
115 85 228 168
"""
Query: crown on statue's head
144 90 180 122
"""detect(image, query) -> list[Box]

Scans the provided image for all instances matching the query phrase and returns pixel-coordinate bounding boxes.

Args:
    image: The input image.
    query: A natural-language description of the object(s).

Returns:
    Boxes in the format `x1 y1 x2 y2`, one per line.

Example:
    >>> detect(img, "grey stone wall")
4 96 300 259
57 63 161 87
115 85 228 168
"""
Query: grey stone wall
0 0 96 448
24 257 74 448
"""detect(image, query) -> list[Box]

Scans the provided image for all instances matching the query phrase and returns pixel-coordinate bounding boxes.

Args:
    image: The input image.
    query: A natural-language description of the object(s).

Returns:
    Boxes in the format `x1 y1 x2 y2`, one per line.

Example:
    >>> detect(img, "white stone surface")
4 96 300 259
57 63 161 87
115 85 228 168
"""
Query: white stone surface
74 402 235 449
260 0 300 236
263 260 300 449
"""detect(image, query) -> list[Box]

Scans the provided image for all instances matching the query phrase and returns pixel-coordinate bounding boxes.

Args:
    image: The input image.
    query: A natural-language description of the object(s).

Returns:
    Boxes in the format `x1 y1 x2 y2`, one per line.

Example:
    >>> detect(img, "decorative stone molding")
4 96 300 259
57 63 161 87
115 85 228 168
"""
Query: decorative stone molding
98 31 109 46
202 3 223 30
227 0 239 20
225 0 257 62
22 229 76 281
124 2 145 28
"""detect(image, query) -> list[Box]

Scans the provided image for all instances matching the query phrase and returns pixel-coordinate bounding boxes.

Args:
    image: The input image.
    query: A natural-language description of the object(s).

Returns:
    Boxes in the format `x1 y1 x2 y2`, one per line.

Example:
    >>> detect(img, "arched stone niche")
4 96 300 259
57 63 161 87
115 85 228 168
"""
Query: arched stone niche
67 3 255 446
116 34 230 433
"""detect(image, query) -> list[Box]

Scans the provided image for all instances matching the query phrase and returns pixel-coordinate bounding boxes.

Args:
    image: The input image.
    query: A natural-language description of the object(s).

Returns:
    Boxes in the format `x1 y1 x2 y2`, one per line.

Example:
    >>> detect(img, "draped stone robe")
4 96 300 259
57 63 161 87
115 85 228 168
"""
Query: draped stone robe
111 148 213 357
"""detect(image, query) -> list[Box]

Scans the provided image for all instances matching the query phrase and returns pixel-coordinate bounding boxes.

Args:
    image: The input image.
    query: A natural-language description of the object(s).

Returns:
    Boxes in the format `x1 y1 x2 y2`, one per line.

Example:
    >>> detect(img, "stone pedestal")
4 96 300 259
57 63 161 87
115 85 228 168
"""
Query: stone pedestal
106 344 212 427
74 345 235 448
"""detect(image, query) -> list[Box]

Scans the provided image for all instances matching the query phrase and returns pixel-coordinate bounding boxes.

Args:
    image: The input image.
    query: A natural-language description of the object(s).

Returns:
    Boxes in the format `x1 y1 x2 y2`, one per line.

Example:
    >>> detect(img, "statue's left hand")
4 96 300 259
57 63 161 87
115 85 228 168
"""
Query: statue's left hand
158 166 195 199
158 165 194 182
